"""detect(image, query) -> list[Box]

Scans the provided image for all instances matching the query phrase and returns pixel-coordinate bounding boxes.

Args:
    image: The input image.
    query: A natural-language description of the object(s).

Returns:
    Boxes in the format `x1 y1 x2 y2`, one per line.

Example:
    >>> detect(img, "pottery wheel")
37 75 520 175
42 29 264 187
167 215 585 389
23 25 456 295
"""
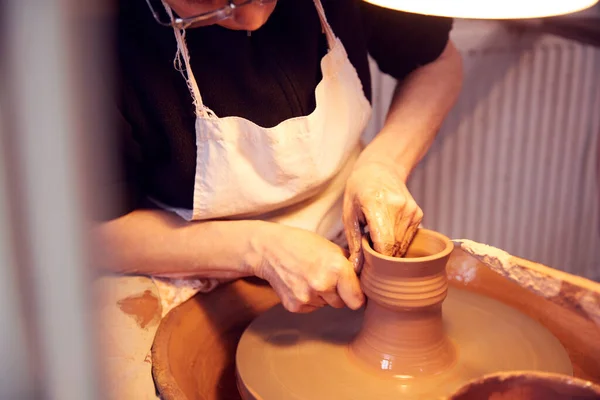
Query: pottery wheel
236 287 572 400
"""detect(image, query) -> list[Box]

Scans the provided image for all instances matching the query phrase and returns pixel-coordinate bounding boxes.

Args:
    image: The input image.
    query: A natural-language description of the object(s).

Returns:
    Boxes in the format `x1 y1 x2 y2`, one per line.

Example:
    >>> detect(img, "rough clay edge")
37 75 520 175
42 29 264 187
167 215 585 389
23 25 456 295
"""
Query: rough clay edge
151 304 190 400
453 239 600 325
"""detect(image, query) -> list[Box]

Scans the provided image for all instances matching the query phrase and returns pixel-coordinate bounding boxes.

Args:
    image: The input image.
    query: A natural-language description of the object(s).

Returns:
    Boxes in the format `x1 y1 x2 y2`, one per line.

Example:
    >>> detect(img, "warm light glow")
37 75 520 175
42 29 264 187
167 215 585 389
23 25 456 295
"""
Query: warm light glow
362 0 599 19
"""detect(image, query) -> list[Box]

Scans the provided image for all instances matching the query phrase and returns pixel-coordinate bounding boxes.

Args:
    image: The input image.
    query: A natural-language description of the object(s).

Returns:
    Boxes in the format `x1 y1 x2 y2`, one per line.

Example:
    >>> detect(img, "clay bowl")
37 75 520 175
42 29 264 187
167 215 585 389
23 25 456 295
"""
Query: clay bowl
450 371 600 399
152 239 600 399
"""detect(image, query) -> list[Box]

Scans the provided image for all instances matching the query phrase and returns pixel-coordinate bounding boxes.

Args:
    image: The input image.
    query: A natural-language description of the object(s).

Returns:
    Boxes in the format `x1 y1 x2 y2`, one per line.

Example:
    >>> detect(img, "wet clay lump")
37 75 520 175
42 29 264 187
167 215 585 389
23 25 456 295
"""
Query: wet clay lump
235 229 573 399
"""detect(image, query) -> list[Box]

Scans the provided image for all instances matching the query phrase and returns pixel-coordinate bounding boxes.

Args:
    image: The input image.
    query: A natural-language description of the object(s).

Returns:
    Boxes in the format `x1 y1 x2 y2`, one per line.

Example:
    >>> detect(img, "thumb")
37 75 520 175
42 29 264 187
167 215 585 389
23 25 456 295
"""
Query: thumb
337 260 364 310
343 196 363 273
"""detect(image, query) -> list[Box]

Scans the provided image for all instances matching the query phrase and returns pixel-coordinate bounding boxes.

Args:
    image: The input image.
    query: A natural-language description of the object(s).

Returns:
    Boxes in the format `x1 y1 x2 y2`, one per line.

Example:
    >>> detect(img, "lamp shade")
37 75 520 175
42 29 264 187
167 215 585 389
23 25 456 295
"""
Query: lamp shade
362 0 599 19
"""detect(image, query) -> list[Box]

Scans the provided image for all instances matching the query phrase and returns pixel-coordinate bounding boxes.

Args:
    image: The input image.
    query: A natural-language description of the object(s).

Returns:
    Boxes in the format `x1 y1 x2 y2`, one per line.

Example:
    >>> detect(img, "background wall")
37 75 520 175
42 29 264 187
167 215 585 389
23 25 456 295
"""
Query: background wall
363 20 600 281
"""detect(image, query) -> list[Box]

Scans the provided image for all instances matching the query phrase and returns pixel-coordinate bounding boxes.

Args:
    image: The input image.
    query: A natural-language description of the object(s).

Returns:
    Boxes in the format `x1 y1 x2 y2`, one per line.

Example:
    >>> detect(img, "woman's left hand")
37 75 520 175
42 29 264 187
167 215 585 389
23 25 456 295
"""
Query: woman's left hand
343 159 423 270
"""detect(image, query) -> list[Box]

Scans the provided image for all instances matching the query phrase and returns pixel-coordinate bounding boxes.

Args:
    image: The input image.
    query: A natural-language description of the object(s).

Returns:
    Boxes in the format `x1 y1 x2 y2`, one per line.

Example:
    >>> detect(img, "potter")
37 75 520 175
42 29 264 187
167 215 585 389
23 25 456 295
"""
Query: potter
93 0 461 397
96 0 462 312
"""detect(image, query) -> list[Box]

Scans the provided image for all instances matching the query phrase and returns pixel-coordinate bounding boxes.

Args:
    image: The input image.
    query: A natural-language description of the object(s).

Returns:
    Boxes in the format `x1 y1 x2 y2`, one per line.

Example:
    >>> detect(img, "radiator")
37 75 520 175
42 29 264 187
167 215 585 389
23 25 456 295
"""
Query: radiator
364 20 600 280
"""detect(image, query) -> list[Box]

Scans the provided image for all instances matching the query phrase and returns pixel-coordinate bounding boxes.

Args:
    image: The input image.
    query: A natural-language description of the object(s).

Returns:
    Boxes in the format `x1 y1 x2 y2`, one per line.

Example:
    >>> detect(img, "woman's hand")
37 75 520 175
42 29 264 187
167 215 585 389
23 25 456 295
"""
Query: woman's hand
340 41 460 268
343 159 423 269
250 224 364 313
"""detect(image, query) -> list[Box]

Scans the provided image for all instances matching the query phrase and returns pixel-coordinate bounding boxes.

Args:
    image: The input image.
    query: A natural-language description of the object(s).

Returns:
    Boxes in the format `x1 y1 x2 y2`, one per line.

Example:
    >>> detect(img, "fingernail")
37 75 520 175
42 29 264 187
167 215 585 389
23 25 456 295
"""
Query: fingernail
351 293 365 310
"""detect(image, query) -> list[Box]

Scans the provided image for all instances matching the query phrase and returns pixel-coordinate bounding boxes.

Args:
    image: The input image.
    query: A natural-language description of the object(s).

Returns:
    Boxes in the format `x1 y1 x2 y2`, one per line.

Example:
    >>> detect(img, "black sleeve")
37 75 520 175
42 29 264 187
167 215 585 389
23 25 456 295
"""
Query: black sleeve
359 2 453 79
92 105 144 222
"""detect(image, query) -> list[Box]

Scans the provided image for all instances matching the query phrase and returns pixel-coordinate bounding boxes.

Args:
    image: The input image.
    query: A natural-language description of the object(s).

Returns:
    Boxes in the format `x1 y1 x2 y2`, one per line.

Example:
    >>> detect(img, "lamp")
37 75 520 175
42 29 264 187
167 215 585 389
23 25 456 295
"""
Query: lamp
362 0 599 19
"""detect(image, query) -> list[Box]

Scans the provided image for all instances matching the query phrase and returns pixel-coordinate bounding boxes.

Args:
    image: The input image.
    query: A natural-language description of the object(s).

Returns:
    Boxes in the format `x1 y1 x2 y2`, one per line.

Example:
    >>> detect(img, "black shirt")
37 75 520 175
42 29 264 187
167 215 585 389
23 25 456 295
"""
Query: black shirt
108 0 452 220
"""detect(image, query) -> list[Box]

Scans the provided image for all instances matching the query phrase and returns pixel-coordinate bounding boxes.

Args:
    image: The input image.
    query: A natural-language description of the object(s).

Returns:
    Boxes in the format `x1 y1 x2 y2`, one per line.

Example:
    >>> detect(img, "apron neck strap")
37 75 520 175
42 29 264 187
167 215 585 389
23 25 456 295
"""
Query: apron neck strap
161 0 337 117
162 1 214 117
312 0 337 49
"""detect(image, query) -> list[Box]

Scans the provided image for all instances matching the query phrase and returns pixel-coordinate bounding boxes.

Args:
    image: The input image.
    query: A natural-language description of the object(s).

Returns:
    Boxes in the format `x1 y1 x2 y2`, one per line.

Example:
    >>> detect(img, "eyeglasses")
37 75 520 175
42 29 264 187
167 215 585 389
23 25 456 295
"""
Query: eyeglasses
145 0 277 29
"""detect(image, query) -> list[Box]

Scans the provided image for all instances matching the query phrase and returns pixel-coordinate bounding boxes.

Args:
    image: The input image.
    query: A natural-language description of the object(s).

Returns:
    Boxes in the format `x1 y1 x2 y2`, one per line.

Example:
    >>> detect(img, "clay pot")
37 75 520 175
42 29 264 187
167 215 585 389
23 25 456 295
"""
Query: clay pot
349 229 456 376
450 371 600 399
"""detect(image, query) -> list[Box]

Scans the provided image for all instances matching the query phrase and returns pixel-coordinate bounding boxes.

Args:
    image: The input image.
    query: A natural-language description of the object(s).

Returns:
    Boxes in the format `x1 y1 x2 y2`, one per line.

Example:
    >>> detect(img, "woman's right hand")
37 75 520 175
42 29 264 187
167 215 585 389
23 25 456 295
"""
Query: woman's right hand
250 224 365 313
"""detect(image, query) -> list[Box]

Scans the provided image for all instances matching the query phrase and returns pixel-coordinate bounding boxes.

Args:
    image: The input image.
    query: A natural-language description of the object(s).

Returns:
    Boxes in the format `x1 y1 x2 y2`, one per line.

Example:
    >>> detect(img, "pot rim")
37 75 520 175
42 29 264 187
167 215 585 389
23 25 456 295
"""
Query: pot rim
361 228 454 263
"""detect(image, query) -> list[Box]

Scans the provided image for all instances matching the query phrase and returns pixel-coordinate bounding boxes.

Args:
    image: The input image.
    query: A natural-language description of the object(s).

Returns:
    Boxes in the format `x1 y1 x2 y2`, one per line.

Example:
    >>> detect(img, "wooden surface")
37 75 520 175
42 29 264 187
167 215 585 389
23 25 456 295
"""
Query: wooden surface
151 277 279 400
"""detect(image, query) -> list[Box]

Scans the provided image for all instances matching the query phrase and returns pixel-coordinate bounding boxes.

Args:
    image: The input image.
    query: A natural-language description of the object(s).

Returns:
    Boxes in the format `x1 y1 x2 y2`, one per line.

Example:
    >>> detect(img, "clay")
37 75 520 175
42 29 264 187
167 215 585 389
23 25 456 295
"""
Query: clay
117 289 161 329
152 242 600 400
450 372 600 400
349 230 455 376
235 230 572 399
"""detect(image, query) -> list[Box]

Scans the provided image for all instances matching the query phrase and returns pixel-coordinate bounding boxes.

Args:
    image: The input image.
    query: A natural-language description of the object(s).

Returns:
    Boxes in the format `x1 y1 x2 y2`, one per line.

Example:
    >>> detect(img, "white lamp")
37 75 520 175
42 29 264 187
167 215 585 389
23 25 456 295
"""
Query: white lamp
362 0 599 19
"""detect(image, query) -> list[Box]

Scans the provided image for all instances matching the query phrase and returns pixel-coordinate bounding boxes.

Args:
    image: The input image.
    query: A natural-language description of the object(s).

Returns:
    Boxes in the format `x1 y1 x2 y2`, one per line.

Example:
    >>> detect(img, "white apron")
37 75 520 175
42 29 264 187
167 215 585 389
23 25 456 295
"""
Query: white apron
153 0 372 316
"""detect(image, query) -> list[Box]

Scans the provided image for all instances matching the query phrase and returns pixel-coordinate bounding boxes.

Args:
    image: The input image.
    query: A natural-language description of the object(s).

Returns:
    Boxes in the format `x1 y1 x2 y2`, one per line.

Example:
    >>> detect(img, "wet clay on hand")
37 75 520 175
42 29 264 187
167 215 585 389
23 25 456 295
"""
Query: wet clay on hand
235 229 573 399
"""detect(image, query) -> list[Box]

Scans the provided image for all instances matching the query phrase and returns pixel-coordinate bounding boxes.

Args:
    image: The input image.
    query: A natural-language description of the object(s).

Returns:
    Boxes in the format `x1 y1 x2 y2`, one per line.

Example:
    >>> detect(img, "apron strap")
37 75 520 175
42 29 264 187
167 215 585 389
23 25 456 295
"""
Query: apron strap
162 2 216 118
312 0 337 50
161 0 337 118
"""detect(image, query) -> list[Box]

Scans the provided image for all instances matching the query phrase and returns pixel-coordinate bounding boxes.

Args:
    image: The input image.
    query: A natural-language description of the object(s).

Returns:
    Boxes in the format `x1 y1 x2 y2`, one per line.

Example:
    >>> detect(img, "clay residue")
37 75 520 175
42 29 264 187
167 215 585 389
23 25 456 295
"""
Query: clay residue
454 239 600 323
448 255 477 284
152 277 222 318
453 239 563 298
117 290 161 329
573 289 600 327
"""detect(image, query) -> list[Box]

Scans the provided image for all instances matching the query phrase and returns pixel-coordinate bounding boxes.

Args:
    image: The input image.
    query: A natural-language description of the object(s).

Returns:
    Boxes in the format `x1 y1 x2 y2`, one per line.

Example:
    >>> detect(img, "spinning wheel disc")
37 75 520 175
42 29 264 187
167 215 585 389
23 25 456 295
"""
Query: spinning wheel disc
236 287 572 400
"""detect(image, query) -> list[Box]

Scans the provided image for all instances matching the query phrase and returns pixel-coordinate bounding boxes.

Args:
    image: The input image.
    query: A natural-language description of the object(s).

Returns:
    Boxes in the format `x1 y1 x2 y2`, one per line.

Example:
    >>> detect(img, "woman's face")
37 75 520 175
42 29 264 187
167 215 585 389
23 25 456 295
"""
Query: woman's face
164 0 278 31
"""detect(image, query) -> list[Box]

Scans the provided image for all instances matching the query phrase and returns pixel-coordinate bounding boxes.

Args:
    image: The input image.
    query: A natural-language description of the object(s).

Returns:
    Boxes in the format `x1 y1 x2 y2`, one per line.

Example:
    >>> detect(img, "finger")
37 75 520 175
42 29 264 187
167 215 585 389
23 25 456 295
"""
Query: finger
343 194 364 272
399 207 422 257
319 291 345 308
267 271 316 312
293 268 337 309
278 273 311 305
399 223 419 257
336 262 364 310
283 296 320 313
280 289 324 313
294 304 320 314
362 201 396 256
307 266 342 308
392 203 413 257
309 294 328 307
394 191 422 256
273 266 316 307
